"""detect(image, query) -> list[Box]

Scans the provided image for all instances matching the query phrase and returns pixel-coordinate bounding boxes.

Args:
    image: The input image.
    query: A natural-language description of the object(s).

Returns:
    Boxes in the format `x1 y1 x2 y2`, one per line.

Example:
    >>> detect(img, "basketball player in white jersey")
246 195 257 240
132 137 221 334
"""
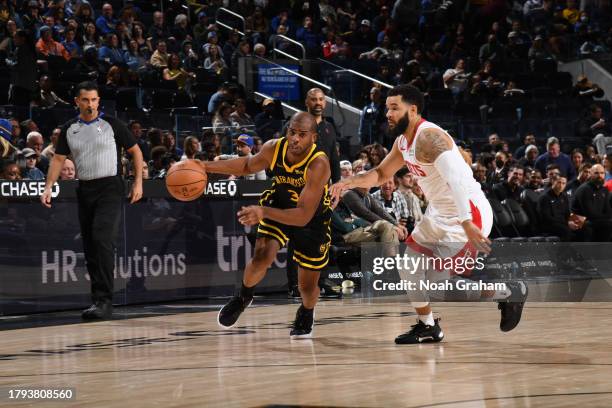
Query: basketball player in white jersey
330 85 527 344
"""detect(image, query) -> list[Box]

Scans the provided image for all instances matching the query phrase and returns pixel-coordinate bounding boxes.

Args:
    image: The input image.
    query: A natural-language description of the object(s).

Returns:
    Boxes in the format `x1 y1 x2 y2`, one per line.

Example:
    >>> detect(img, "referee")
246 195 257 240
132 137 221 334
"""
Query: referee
41 81 143 320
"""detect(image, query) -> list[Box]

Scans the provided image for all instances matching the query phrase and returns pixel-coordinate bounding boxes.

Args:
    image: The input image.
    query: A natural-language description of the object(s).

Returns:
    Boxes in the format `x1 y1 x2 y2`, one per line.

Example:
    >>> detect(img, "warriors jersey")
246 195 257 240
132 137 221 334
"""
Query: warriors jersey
260 137 332 218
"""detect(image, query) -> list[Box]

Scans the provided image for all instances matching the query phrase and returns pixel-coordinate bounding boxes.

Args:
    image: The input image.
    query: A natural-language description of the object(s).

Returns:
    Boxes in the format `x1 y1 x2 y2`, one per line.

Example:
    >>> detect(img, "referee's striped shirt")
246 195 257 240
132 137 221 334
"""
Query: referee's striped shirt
56 114 136 181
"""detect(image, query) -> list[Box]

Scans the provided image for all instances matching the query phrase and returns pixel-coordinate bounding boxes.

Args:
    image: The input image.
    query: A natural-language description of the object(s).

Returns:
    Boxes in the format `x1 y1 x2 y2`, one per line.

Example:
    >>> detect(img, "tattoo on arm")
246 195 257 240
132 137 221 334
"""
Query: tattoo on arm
415 129 452 163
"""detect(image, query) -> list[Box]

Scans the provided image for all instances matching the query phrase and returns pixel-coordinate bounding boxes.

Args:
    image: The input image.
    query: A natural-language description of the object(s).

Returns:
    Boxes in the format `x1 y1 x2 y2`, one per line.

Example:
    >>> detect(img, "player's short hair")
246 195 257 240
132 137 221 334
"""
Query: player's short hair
387 84 424 114
75 81 98 97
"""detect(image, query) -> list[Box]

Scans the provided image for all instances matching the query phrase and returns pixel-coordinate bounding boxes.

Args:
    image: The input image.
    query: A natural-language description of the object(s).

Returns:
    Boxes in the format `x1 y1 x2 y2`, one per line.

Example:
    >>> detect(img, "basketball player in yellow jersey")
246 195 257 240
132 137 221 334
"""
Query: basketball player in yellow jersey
198 112 332 339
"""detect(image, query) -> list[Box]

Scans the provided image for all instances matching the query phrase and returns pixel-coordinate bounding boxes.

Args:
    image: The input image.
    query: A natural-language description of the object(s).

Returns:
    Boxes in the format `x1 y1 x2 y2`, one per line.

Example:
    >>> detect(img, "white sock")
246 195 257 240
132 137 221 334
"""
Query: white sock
418 312 435 326
491 288 511 300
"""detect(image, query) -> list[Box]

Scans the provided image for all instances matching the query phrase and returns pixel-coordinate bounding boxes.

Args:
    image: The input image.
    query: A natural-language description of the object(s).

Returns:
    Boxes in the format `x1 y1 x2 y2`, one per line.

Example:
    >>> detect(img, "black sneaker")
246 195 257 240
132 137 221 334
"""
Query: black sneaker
290 305 314 339
217 296 252 328
395 318 444 344
498 280 528 332
288 286 301 299
82 301 113 320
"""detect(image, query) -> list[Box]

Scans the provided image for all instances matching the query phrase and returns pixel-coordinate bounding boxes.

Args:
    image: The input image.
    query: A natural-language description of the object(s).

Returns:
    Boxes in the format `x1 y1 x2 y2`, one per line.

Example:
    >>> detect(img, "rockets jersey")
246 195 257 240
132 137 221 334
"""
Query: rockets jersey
398 119 485 218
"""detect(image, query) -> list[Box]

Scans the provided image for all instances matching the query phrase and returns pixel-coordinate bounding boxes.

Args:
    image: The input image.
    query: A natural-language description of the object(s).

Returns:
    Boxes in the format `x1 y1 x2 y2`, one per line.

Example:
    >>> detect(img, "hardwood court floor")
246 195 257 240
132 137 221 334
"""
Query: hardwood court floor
1 299 612 408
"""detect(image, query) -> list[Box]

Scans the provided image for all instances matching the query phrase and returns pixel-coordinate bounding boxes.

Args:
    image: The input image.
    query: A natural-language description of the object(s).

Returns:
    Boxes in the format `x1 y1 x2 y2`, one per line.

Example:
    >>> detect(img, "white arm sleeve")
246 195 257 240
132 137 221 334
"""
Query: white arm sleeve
433 149 472 223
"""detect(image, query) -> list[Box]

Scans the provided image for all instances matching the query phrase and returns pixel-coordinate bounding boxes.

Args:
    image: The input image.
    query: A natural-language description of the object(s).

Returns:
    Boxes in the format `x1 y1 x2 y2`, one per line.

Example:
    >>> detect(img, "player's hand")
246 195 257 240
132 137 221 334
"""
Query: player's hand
461 220 491 254
329 180 351 209
40 188 52 208
129 180 143 204
238 206 264 226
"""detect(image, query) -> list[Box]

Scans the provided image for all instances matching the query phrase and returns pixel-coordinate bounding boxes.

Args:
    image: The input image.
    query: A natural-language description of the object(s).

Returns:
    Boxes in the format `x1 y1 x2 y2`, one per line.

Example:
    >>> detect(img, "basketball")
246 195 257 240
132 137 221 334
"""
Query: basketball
165 160 207 201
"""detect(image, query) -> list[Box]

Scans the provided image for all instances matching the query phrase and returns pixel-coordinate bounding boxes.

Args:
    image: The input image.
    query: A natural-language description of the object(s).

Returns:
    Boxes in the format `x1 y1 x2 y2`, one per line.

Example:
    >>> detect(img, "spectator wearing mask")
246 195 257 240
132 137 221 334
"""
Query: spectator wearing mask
535 137 575 180
492 165 525 202
487 150 509 187
566 163 592 198
538 176 588 241
21 147 45 180
571 164 612 241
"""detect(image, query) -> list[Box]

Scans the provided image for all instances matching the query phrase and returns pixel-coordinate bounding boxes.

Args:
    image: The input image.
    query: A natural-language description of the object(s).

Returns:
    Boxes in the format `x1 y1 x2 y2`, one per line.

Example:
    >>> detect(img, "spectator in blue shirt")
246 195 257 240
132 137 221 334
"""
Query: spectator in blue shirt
296 16 321 56
208 83 231 114
22 148 45 180
98 33 126 66
535 137 576 180
62 28 82 58
95 3 117 35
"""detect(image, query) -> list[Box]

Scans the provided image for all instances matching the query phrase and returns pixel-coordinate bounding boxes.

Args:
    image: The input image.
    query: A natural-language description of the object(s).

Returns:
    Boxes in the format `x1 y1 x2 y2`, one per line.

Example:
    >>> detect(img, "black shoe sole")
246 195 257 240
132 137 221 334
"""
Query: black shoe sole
395 333 444 344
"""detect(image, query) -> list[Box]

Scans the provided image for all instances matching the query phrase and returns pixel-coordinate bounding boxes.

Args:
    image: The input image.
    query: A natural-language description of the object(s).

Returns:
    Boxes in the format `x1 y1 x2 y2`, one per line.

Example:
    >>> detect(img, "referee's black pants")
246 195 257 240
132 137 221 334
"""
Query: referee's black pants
77 176 124 304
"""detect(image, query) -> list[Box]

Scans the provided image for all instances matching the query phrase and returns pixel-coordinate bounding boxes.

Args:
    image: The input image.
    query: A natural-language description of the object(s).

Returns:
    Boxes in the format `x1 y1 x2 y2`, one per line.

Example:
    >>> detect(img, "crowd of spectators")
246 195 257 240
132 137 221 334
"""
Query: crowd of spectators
0 0 610 242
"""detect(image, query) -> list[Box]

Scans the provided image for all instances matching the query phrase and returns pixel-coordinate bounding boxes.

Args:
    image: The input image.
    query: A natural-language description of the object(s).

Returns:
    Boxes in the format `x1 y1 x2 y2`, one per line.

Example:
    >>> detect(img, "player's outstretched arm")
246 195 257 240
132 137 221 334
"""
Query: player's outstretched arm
197 139 277 176
329 138 404 207
416 128 491 253
238 156 331 227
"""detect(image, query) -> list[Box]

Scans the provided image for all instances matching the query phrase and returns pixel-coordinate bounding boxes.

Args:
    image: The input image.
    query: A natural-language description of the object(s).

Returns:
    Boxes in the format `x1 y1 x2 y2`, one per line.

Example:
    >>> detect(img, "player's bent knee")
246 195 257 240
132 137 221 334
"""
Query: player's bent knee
251 247 277 269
